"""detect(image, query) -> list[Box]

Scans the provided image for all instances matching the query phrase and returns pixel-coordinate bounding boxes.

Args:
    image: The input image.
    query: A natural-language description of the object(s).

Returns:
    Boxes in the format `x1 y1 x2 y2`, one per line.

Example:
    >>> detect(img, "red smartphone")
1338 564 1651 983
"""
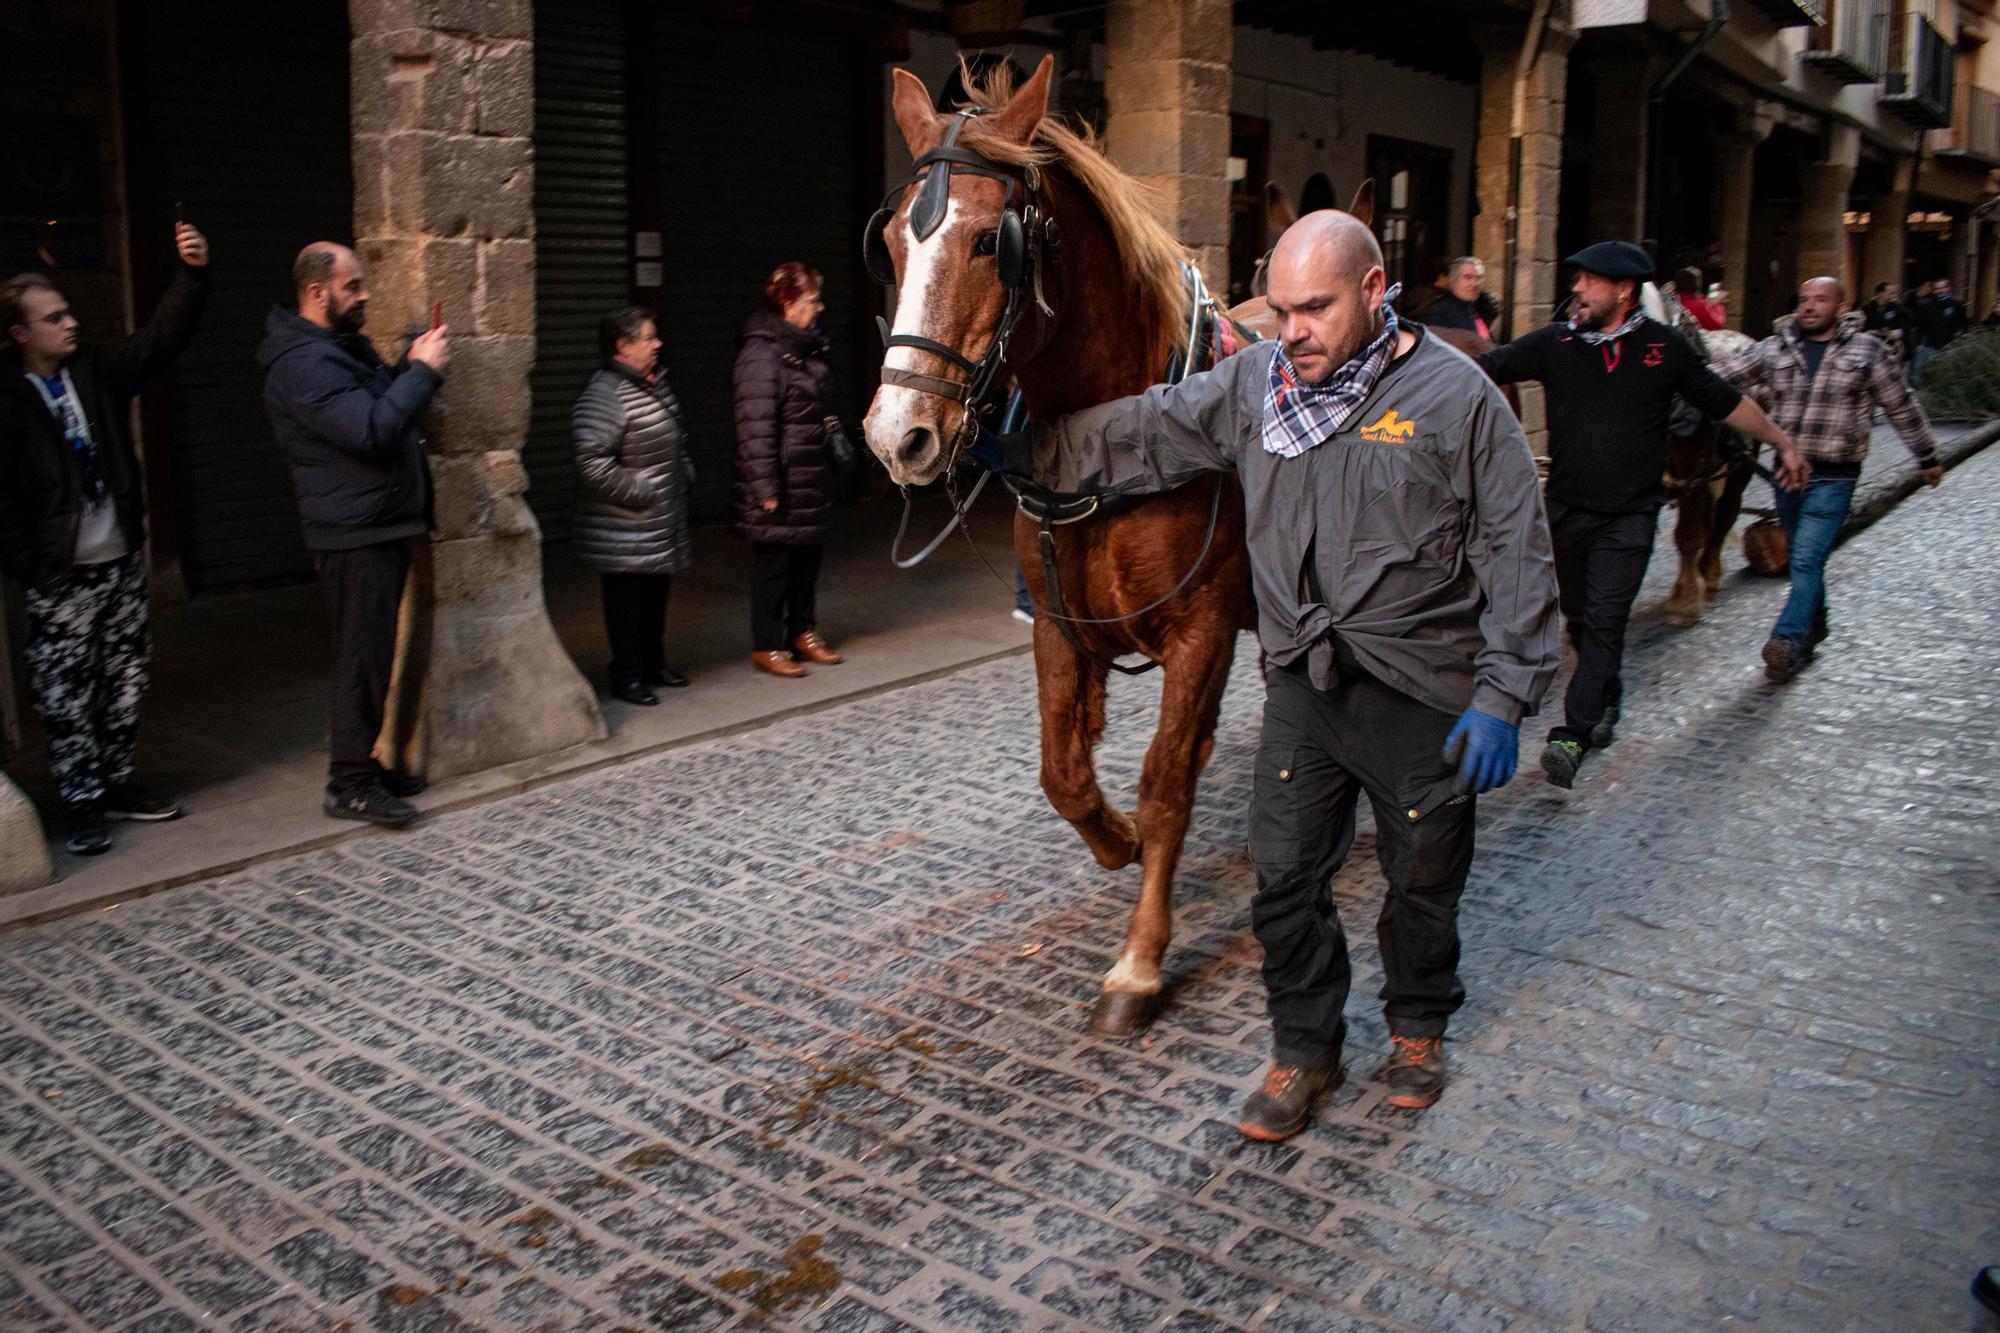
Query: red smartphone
429 301 442 331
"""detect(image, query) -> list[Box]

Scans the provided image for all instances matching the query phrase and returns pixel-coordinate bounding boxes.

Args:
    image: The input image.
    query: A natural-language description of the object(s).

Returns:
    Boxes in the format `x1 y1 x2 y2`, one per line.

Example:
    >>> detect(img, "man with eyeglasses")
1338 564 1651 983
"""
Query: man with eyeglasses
0 223 210 855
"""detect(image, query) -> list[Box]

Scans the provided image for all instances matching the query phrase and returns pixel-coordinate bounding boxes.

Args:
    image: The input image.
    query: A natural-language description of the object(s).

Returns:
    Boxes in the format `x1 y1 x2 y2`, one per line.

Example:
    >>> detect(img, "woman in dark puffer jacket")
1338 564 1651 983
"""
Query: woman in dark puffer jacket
732 261 844 677
571 306 696 706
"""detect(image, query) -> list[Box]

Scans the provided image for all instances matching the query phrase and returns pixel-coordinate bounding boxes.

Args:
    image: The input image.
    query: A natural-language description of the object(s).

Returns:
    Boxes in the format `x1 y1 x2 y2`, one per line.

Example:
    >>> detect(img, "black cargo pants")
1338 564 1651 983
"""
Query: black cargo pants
1250 657 1476 1071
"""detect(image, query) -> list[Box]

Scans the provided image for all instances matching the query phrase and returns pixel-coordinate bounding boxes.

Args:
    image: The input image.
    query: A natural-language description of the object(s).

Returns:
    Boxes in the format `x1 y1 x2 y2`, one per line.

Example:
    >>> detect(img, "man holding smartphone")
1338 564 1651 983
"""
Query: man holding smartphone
260 242 449 828
0 222 210 855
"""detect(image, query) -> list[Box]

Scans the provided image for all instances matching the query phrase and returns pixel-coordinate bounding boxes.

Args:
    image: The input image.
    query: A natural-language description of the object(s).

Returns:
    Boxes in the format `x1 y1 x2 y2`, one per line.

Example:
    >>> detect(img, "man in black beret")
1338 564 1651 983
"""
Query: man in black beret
1479 242 1807 788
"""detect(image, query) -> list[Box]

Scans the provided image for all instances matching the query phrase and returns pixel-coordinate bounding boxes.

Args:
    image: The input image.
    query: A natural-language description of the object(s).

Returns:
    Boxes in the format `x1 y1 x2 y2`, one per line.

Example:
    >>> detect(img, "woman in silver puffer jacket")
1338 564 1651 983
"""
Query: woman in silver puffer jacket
571 306 696 706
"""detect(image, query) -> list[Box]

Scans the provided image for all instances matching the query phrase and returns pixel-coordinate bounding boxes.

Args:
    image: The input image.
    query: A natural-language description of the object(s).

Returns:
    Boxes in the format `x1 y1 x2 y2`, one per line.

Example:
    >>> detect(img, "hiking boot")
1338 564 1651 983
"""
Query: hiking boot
103 781 183 822
1762 635 1802 682
1237 1062 1340 1142
1377 1035 1447 1109
324 783 419 829
1588 704 1621 749
1541 739 1584 789
65 802 111 856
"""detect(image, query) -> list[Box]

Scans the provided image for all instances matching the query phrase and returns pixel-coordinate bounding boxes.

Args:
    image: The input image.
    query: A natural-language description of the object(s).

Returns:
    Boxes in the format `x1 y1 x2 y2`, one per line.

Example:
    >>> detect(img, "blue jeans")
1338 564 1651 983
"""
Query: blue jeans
1772 475 1856 648
1911 343 1938 387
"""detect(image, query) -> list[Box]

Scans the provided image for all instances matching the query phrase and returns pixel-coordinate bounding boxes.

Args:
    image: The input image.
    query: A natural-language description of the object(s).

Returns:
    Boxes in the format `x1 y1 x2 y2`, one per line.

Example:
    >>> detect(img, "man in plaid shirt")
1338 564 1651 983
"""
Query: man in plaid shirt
1716 276 1943 682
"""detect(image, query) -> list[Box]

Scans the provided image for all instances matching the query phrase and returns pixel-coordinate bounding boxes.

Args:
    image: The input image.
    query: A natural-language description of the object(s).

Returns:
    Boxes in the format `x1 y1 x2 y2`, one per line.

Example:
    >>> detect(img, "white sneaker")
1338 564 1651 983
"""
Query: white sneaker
1010 608 1034 625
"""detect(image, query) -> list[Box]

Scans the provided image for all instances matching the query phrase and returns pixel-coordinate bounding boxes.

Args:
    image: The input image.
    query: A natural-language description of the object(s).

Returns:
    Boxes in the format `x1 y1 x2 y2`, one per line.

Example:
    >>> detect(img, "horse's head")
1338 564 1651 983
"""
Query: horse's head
863 56 1055 486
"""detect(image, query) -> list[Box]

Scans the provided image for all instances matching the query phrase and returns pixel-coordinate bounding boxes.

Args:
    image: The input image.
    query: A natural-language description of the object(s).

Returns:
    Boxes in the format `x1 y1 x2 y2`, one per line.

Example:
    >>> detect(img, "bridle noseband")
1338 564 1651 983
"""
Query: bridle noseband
865 110 1061 454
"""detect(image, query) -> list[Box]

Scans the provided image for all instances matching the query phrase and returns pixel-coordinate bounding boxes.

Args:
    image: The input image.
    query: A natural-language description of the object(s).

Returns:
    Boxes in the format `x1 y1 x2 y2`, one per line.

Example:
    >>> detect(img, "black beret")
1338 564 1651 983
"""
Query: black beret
1564 241 1654 280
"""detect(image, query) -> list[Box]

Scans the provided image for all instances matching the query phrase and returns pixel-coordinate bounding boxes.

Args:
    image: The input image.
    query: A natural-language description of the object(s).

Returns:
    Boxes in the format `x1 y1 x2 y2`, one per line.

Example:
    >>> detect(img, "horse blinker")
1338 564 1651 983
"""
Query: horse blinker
996 209 1026 290
864 207 896 286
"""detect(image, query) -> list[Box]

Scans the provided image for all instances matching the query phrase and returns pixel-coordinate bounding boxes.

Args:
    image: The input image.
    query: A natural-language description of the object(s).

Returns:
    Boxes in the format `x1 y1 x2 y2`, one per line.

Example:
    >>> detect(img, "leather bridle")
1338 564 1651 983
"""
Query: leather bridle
864 109 1061 459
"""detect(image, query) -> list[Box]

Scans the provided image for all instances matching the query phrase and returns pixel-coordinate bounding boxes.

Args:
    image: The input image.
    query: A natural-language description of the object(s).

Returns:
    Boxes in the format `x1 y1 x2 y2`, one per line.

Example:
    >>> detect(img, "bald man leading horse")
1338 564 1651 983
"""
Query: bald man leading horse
1005 209 1562 1139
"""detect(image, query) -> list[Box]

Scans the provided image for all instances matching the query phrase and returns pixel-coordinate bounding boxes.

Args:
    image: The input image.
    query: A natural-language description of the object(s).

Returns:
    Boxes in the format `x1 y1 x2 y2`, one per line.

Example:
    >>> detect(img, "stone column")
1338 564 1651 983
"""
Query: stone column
1104 0 1231 291
1587 47 1653 245
1977 219 1999 310
1862 159 1912 300
1712 106 1775 332
1796 125 1860 290
1475 21 1574 448
0 777 52 897
349 0 604 781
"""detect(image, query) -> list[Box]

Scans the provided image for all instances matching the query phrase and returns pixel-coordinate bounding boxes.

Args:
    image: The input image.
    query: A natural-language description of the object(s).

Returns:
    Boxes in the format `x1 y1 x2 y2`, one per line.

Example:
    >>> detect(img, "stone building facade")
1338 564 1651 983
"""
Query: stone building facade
6 0 2000 888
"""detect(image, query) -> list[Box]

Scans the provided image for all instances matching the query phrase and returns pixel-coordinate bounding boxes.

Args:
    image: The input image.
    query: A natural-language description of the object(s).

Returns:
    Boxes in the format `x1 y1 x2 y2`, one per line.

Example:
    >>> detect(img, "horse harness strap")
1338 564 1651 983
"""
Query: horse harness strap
1012 262 1245 678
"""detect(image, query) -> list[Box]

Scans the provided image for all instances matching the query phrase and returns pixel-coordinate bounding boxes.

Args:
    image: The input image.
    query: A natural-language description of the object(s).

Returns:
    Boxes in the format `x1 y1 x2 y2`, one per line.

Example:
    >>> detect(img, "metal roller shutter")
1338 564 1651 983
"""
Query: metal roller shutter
652 15 869 522
525 0 631 541
125 1 351 591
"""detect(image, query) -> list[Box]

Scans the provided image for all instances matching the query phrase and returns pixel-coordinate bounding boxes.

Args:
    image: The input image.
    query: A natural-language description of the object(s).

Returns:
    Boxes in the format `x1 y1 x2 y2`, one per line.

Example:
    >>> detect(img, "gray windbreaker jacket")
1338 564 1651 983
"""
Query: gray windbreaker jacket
1008 329 1560 725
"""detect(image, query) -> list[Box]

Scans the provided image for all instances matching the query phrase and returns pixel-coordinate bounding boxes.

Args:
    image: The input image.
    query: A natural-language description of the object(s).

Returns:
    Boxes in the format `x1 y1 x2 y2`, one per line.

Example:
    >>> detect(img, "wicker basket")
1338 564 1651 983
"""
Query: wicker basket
1742 515 1789 577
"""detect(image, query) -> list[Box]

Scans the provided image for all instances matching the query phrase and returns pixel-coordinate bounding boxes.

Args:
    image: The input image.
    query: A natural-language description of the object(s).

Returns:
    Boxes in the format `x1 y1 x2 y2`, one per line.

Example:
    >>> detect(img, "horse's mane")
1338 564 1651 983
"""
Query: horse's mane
954 64 1190 337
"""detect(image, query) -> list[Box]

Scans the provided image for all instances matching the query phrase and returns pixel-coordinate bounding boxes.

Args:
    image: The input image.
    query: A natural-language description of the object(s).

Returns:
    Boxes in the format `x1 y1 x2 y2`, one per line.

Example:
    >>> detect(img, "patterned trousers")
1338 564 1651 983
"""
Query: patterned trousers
23 554 151 807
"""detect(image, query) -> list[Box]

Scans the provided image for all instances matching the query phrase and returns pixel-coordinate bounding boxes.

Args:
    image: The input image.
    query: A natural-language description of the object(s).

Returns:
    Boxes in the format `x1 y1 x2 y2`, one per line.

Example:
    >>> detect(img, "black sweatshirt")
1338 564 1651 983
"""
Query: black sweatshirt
1477 317 1742 513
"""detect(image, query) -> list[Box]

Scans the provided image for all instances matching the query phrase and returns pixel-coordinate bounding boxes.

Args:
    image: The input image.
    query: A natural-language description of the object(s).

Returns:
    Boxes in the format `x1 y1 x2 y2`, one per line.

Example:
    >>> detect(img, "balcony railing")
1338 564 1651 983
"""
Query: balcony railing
1741 0 1828 25
1937 83 2000 165
1802 0 1888 84
1880 12 1955 128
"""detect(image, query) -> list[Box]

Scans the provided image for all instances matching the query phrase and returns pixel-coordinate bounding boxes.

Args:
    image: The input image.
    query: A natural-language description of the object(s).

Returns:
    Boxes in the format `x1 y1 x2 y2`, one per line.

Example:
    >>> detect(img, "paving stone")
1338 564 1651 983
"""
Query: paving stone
1 439 1995 1329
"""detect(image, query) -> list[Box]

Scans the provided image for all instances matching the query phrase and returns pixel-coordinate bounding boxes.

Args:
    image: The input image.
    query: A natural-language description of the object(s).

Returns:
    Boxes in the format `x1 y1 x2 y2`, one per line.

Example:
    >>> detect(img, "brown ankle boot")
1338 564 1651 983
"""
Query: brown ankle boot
751 650 807 678
792 630 843 665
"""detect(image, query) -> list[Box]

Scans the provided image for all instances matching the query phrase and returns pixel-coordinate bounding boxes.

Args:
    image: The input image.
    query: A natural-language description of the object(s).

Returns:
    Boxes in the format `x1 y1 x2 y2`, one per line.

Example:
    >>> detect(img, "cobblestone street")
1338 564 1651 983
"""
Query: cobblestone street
3 447 1997 1332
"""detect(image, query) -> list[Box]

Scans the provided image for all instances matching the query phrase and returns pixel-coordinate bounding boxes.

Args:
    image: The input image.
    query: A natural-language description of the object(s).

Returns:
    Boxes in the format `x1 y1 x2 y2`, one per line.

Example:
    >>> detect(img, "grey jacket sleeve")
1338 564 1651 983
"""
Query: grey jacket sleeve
1003 346 1263 494
573 377 660 509
1459 383 1561 725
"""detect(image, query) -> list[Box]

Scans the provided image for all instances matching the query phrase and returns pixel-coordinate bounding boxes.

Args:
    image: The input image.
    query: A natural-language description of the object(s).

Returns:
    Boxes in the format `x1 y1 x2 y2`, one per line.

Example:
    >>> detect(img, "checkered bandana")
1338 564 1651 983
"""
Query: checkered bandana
1261 283 1402 458
1569 305 1646 346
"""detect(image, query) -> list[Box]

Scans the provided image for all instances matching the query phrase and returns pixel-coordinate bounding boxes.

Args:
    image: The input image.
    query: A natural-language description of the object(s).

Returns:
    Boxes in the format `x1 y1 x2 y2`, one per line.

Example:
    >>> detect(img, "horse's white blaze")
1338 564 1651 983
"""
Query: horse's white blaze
864 197 973 478
1103 949 1162 995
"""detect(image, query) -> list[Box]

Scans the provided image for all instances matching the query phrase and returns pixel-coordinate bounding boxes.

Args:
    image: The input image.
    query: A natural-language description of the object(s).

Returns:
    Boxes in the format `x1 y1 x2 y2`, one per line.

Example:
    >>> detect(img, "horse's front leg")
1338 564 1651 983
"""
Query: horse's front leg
1034 625 1139 870
1091 635 1236 1037
1664 431 1714 627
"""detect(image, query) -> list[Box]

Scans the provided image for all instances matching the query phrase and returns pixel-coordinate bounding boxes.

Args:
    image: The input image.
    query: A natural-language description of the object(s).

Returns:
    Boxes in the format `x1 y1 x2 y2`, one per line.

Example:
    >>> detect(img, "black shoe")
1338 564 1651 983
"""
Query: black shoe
651 664 689 689
1974 1265 2000 1317
1541 739 1584 789
376 769 427 799
64 802 111 856
1762 635 1802 682
102 781 183 822
610 678 659 707
323 783 419 829
1588 704 1621 750
1378 1034 1447 1109
1237 1062 1341 1142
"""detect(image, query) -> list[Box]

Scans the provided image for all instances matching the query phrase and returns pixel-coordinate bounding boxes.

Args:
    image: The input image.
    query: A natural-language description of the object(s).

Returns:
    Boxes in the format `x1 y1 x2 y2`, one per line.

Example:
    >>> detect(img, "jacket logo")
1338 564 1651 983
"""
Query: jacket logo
1643 342 1665 368
1359 409 1417 442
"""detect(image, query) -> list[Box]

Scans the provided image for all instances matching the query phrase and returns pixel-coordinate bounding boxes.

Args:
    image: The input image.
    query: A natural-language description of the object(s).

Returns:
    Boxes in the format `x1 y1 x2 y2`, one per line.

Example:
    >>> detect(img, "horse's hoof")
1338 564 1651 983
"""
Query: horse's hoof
1088 990 1159 1037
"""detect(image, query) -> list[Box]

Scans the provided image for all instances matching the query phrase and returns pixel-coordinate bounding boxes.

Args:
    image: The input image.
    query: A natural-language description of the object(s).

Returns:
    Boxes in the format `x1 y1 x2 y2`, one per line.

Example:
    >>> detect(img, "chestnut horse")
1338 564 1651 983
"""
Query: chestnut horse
863 57 1280 1036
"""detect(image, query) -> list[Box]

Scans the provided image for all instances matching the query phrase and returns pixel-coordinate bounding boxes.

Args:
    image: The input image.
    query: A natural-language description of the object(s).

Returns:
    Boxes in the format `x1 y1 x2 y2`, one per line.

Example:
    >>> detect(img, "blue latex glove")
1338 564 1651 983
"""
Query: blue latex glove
966 426 1006 474
1442 707 1518 794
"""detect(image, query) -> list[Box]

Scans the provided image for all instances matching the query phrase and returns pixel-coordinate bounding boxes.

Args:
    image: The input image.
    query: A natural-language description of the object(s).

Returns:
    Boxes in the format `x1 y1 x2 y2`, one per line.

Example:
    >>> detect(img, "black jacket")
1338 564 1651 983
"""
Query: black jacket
1912 294 1968 350
1420 292 1489 335
0 265 209 589
257 307 441 550
731 309 835 545
1478 317 1743 513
